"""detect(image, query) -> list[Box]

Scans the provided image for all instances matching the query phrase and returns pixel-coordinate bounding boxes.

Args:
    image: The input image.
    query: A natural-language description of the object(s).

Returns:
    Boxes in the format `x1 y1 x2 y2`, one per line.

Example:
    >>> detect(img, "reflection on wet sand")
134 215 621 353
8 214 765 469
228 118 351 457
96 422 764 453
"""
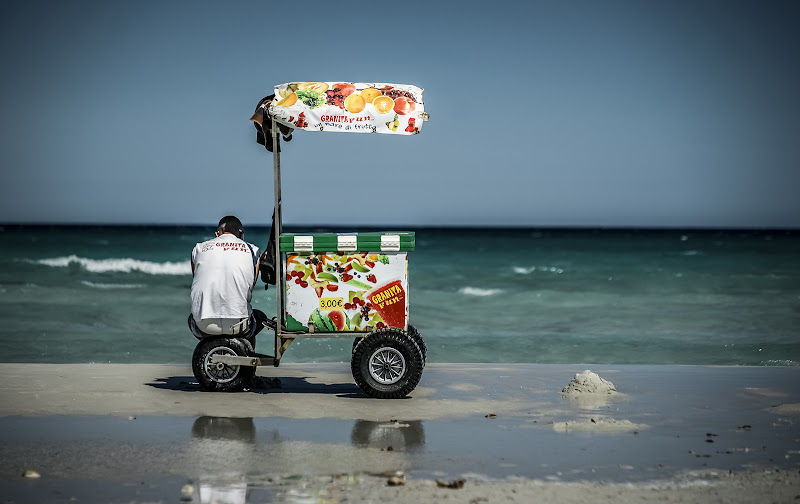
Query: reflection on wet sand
187 416 426 503
189 417 256 504
192 416 257 442
351 420 425 451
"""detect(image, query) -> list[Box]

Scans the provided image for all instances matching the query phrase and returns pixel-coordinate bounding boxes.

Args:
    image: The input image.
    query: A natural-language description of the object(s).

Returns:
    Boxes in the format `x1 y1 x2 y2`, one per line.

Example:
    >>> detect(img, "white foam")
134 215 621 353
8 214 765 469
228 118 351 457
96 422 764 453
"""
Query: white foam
459 286 502 296
32 255 190 275
81 281 146 289
513 266 564 274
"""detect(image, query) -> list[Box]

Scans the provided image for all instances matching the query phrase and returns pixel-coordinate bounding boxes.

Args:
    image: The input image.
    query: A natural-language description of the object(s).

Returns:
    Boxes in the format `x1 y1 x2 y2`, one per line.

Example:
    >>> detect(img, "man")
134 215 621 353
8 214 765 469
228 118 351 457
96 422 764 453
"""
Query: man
189 216 267 348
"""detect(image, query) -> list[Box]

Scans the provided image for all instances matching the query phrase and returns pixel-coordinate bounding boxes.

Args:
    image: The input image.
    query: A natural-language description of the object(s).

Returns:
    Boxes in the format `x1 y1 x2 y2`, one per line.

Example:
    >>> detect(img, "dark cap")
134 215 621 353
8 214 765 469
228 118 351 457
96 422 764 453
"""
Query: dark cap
217 216 244 238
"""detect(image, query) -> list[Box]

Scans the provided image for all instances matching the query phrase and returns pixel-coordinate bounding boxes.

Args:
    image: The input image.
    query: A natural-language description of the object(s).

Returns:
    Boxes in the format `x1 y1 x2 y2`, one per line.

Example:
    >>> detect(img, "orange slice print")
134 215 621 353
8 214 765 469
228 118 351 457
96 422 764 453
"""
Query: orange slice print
372 95 394 114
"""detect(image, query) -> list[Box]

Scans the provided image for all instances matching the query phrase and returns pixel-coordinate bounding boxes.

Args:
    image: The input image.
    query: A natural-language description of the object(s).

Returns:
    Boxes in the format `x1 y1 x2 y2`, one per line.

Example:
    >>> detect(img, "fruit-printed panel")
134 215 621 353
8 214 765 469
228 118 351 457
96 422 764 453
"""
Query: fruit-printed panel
285 252 409 333
269 82 425 135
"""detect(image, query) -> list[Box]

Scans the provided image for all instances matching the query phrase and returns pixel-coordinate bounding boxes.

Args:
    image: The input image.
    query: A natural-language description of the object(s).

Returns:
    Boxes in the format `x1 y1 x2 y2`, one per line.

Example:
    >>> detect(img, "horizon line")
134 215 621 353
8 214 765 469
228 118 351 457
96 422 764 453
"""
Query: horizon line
2 222 799 233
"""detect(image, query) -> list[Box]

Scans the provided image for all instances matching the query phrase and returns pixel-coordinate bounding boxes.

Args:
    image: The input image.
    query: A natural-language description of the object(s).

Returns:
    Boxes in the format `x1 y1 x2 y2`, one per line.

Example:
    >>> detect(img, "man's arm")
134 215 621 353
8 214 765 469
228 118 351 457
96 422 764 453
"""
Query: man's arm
253 253 261 286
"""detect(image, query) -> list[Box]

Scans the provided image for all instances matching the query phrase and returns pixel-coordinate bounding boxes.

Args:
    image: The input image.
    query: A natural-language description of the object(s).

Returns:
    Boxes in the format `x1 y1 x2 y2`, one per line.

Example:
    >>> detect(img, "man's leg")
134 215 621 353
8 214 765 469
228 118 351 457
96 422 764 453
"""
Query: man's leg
252 310 269 336
188 314 206 340
245 310 272 350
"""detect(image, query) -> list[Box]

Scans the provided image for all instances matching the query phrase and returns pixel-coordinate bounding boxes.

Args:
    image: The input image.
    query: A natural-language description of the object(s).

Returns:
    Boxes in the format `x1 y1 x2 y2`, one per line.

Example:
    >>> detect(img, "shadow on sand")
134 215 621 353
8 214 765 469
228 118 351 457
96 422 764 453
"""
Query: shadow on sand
146 375 364 396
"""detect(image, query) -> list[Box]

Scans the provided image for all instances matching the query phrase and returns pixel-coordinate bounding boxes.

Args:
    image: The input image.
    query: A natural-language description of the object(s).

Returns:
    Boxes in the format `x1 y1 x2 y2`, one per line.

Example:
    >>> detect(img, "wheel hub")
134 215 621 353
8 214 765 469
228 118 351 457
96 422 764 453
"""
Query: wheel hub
204 346 240 383
369 347 406 385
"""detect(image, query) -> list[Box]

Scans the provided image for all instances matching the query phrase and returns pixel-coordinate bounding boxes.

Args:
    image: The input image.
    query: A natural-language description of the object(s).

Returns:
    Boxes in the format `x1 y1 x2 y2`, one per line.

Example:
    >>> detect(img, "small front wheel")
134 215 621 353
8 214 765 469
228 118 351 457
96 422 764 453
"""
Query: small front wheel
192 337 255 392
351 328 423 399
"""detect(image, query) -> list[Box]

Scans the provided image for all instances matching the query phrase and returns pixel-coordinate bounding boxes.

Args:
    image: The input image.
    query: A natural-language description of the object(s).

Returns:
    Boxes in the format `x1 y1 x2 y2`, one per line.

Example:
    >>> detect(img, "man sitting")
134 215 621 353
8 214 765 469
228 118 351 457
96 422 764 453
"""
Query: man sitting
189 216 267 348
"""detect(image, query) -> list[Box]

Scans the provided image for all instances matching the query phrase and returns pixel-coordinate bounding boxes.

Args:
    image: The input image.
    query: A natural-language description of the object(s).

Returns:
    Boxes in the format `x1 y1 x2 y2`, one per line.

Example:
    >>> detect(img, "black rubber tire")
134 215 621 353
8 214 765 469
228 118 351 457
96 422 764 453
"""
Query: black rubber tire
354 326 424 362
407 325 426 365
351 328 423 399
192 337 255 392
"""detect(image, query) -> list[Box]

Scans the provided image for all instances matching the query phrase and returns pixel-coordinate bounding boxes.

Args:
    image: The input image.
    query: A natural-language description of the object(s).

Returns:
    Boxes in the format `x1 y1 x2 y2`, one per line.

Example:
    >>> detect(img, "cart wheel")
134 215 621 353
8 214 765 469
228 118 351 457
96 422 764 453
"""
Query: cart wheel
352 336 366 355
192 337 255 392
355 328 425 364
351 328 423 399
407 325 427 366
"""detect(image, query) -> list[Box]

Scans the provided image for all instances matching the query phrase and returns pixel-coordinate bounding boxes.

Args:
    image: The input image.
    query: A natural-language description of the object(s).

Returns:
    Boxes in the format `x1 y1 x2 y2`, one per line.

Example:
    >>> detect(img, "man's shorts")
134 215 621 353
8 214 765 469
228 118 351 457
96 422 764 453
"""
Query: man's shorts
188 310 268 340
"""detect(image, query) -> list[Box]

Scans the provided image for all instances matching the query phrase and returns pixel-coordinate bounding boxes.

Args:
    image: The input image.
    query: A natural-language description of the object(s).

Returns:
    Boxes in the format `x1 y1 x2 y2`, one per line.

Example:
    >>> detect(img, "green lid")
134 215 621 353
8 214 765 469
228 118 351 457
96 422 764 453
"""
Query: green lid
280 231 415 253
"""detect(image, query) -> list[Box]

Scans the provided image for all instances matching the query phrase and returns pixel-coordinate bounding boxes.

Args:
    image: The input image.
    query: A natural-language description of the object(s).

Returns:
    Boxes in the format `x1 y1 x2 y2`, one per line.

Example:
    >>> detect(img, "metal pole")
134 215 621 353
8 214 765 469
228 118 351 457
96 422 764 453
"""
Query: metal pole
271 116 283 362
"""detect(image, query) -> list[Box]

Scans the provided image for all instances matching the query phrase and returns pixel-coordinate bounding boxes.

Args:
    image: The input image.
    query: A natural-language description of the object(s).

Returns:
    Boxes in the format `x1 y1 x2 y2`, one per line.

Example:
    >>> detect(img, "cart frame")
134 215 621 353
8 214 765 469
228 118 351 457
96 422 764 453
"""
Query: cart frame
267 117 380 365
193 87 428 398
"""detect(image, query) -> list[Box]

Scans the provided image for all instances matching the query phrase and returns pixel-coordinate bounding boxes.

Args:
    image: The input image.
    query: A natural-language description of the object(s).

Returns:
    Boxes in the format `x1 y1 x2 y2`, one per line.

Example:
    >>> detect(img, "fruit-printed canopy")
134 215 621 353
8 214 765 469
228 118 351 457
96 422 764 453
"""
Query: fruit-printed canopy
263 82 427 136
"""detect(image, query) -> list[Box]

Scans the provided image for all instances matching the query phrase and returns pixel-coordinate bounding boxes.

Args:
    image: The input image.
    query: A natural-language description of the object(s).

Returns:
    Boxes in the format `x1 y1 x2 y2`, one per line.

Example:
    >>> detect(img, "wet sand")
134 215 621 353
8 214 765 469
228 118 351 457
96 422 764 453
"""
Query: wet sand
1 363 799 502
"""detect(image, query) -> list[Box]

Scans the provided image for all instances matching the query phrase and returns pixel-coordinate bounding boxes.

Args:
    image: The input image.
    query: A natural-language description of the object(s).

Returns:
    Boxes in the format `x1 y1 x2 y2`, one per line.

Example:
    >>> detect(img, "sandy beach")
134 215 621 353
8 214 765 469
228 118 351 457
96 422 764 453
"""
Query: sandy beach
1 362 799 503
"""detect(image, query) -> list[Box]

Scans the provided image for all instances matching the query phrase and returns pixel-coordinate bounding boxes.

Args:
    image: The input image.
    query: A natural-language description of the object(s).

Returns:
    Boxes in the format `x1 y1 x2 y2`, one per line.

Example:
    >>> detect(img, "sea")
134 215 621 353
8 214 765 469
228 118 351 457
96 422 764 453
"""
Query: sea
1 225 798 366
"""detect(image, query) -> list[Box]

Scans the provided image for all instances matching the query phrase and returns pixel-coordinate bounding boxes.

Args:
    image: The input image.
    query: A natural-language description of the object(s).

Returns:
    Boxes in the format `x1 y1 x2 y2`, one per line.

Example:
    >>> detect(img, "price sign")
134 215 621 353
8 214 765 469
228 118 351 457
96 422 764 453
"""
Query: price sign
319 298 344 310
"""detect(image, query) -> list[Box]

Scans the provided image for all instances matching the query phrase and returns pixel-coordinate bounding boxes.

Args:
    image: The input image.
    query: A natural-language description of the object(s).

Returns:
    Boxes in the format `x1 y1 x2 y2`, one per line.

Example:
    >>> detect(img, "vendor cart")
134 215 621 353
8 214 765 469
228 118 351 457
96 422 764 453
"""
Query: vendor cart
192 82 429 398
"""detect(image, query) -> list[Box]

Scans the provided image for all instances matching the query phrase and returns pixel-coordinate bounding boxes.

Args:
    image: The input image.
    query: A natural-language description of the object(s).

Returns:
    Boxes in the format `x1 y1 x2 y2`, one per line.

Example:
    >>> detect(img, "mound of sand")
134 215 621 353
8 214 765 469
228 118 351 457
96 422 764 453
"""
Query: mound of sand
562 370 617 396
552 417 645 432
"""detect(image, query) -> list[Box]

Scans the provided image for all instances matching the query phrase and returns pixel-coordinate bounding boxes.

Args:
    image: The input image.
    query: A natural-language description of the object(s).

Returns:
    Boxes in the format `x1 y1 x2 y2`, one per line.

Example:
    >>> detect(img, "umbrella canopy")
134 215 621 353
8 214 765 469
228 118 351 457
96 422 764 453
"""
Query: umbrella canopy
254 82 427 137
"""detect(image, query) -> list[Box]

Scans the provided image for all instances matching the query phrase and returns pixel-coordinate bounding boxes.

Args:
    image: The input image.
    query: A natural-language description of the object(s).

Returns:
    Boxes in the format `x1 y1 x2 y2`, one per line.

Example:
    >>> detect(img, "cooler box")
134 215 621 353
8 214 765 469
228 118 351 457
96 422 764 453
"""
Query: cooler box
279 232 414 333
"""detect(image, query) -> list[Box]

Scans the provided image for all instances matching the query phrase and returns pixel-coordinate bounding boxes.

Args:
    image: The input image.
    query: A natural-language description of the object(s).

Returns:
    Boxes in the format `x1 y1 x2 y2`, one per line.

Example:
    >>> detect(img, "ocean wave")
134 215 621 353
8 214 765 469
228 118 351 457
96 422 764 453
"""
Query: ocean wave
81 281 147 289
459 286 503 296
513 266 564 274
30 255 190 275
761 359 798 367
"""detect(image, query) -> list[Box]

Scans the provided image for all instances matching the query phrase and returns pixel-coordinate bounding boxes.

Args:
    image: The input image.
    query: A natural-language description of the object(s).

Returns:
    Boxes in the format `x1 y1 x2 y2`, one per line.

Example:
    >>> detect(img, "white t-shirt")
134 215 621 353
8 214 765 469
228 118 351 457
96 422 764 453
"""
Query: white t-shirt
190 234 259 322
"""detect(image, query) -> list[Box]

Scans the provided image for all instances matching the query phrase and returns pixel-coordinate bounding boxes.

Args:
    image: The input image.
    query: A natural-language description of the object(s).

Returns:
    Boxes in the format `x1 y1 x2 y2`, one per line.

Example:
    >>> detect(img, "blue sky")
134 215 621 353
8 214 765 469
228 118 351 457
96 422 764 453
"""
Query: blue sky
1 1 798 228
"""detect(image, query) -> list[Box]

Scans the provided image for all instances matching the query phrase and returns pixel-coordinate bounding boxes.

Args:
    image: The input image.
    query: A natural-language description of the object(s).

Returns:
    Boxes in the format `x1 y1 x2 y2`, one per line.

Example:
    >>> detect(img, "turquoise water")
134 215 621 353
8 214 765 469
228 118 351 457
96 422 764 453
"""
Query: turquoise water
1 225 798 365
